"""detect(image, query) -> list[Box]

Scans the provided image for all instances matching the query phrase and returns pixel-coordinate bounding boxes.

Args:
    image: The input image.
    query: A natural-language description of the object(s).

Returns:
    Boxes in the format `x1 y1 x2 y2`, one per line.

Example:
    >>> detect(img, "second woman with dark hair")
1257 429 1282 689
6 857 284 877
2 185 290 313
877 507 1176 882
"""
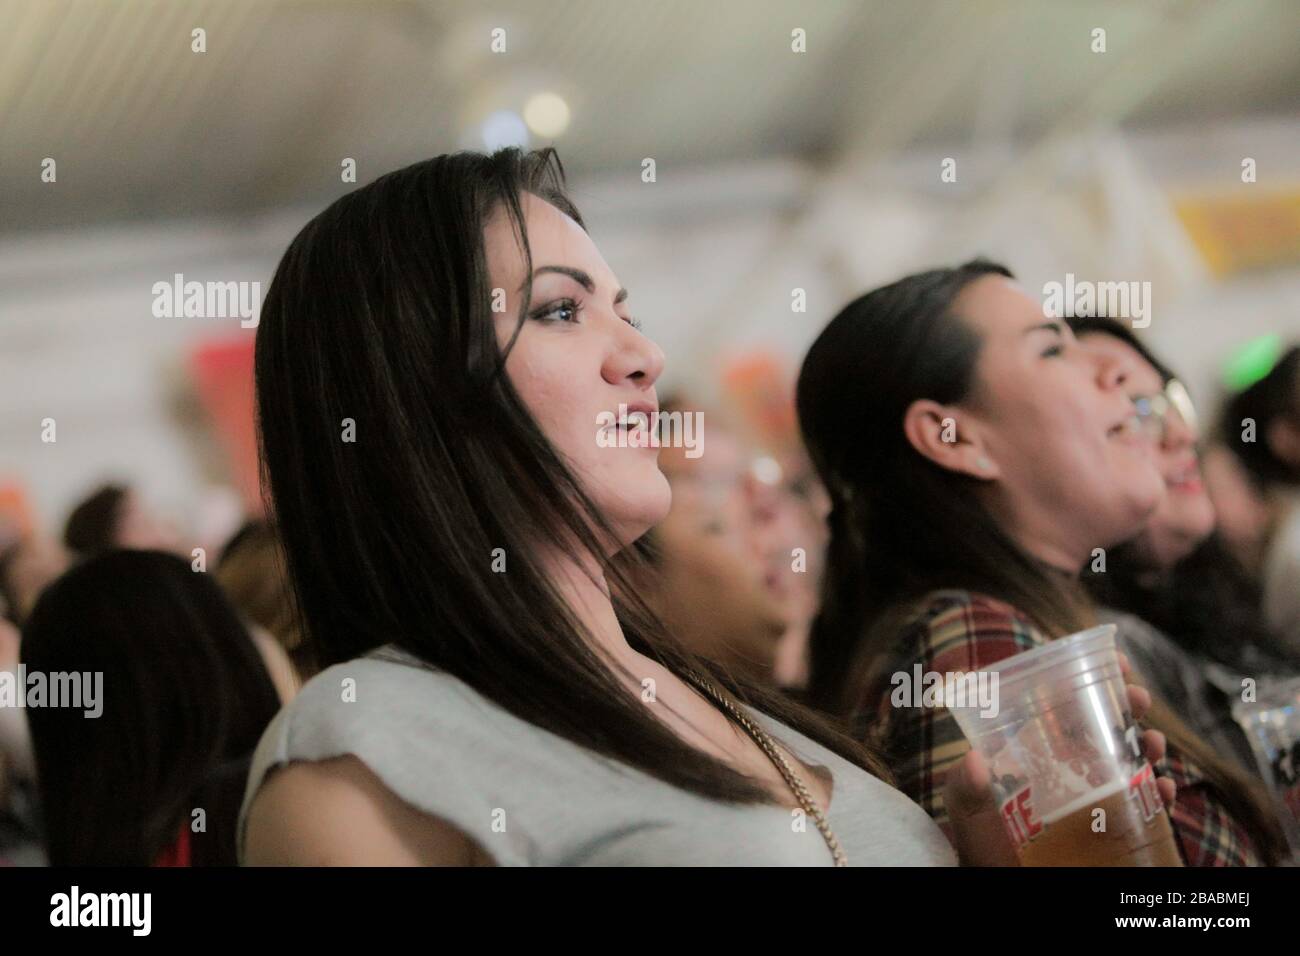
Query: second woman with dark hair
798 261 1290 865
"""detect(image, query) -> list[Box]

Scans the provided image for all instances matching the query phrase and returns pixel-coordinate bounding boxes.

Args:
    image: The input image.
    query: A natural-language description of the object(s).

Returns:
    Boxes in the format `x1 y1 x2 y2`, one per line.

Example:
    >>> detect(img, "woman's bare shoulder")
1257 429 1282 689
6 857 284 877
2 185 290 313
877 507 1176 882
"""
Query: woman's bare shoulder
243 753 492 866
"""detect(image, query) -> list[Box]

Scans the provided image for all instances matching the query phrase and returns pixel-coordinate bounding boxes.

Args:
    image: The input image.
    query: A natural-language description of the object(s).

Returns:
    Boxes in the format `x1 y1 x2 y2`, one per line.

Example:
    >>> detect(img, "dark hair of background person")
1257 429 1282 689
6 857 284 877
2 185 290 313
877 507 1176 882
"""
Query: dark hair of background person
254 146 891 808
216 520 317 681
797 261 1290 863
20 549 282 865
0 543 22 625
1068 316 1299 674
1222 345 1300 488
62 483 127 556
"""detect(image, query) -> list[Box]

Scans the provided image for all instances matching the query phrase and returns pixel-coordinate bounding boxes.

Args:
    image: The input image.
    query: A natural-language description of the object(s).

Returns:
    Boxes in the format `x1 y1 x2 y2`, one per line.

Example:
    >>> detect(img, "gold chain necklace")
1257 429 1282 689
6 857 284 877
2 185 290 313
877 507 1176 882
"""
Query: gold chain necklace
685 670 848 867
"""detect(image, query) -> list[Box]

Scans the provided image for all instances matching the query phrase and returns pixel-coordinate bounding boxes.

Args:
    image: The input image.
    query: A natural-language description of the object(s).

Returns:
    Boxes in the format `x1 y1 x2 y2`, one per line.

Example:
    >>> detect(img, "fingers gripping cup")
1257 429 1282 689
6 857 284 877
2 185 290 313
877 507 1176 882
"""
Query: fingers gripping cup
946 625 1184 866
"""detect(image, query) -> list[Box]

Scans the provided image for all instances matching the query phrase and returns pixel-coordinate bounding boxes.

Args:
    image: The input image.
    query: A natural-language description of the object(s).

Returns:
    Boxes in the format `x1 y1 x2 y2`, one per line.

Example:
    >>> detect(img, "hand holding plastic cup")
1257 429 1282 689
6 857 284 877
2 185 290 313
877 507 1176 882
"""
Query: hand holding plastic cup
945 624 1183 866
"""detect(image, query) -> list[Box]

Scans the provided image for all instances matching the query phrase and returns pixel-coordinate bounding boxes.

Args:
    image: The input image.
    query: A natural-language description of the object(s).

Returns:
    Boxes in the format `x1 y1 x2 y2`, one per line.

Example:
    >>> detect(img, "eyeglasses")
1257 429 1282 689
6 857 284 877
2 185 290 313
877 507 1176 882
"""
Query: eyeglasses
1133 379 1198 443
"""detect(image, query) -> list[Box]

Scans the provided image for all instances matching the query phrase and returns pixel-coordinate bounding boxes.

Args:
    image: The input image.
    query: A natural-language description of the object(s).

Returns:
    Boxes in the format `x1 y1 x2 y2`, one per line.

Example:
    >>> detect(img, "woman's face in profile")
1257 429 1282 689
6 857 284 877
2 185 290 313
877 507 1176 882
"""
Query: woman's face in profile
483 193 671 548
1077 333 1215 569
954 275 1165 553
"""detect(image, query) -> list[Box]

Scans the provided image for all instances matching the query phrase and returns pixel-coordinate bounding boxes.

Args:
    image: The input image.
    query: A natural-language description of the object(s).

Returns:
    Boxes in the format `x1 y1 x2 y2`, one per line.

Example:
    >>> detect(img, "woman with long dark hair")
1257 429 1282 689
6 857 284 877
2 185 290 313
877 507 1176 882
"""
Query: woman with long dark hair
237 149 1169 866
20 549 282 865
798 261 1290 865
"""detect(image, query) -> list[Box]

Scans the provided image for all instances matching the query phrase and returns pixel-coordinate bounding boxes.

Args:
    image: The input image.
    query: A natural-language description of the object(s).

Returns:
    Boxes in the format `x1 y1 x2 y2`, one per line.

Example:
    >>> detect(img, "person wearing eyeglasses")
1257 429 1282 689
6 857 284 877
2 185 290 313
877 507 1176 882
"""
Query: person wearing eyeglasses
1068 318 1213 572
1070 318 1299 782
796 264 1288 867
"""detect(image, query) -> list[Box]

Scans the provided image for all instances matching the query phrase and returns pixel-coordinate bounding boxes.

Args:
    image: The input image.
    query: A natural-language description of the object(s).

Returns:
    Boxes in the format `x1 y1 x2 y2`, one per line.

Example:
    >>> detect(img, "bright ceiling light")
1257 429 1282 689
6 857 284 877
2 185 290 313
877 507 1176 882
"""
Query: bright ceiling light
523 92 571 139
481 110 530 151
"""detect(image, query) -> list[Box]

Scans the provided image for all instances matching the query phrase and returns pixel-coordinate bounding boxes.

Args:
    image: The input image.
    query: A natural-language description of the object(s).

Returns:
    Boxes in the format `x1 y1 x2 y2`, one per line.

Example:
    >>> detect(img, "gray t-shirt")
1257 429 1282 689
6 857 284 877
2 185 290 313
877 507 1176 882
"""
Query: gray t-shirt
238 646 957 866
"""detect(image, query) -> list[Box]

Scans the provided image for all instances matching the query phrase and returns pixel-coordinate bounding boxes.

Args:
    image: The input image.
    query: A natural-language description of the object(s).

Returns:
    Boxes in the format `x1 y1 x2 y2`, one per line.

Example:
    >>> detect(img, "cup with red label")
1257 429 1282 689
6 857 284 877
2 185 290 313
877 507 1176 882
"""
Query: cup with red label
944 624 1184 866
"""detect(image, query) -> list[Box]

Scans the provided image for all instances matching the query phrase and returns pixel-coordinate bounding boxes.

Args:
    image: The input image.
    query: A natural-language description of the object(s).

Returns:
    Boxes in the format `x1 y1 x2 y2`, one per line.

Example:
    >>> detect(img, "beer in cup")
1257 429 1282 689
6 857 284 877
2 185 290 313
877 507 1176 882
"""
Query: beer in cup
945 624 1183 866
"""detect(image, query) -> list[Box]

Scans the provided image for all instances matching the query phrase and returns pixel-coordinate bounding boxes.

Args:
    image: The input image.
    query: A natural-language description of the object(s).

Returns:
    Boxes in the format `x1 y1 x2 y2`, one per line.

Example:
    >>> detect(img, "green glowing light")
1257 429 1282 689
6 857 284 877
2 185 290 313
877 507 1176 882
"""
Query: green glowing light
1224 334 1282 392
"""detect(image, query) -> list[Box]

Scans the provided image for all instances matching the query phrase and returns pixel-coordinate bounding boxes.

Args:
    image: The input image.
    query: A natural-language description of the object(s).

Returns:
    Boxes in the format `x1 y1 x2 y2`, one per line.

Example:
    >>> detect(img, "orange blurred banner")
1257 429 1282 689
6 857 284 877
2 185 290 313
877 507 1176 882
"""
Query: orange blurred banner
0 481 34 542
1175 188 1300 277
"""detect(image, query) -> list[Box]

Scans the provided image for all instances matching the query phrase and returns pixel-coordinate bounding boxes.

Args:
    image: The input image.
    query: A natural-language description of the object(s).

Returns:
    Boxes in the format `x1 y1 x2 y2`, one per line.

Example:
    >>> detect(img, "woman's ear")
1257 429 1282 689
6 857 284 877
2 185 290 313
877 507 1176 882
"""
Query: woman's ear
901 399 1001 480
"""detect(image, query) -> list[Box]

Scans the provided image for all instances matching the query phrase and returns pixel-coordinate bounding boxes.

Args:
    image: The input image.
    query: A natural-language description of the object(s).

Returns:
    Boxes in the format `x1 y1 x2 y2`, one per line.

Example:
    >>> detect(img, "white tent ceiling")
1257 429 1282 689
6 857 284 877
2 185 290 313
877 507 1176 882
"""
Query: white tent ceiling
2 0 1298 234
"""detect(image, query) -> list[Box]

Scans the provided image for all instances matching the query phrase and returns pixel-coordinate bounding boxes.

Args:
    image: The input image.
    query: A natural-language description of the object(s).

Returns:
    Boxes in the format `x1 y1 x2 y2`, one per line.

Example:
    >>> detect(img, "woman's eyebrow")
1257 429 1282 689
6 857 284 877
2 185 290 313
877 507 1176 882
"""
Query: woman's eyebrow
1022 321 1064 336
524 265 628 303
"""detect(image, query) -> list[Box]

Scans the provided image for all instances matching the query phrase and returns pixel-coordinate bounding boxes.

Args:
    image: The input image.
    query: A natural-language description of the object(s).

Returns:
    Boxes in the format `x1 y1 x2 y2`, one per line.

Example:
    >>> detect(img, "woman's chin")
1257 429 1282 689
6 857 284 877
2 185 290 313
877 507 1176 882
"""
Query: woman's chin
1129 469 1169 524
611 484 673 545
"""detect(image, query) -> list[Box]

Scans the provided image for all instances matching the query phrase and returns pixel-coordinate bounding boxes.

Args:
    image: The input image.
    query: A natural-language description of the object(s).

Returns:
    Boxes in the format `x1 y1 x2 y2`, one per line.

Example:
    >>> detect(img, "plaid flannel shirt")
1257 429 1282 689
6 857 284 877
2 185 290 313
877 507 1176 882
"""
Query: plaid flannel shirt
856 590 1261 867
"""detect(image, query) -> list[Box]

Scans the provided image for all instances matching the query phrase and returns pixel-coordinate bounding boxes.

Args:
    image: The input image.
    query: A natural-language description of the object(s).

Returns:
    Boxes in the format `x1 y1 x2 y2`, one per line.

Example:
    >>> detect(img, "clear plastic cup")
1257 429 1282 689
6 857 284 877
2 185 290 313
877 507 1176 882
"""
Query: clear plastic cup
1231 675 1300 858
945 624 1183 866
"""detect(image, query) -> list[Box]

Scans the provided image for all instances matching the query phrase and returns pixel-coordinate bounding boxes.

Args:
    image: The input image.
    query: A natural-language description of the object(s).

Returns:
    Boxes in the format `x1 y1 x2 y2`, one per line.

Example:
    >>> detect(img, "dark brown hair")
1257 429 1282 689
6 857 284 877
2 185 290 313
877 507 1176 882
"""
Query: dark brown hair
255 147 889 817
799 262 1290 863
62 483 126 556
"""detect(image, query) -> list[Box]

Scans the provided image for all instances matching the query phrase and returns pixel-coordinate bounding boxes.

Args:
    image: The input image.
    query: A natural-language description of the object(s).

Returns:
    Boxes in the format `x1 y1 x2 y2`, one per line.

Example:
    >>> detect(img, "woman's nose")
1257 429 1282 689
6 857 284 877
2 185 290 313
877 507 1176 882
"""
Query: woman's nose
603 318 664 388
1095 352 1128 391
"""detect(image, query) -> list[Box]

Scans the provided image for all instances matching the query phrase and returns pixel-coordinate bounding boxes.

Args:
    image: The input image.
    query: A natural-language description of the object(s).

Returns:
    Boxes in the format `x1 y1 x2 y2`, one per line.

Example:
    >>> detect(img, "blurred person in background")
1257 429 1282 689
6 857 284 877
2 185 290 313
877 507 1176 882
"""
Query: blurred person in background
20 549 282 865
1070 317 1297 782
0 613 43 866
1222 345 1300 652
216 520 314 693
639 397 787 682
1074 320 1297 674
798 260 1289 865
753 451 831 692
62 492 303 699
63 482 183 559
0 534 70 627
1202 442 1275 577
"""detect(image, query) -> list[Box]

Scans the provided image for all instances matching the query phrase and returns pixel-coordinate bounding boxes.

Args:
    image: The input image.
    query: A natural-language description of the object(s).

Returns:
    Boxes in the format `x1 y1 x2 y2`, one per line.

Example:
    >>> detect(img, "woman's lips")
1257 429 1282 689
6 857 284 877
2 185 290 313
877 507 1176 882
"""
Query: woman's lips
1166 464 1204 494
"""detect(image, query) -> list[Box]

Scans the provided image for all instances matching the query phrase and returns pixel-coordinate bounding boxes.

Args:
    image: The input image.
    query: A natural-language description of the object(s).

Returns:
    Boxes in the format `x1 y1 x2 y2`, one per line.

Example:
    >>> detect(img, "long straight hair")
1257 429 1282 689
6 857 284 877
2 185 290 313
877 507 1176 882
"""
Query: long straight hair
798 263 1289 863
255 147 888 809
797 260 1089 714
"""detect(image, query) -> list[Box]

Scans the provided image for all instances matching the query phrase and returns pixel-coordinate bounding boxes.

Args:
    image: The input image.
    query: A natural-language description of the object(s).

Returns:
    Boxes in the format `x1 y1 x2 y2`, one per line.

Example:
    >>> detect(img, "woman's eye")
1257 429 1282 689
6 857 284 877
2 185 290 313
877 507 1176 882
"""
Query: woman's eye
1041 343 1064 358
532 298 581 323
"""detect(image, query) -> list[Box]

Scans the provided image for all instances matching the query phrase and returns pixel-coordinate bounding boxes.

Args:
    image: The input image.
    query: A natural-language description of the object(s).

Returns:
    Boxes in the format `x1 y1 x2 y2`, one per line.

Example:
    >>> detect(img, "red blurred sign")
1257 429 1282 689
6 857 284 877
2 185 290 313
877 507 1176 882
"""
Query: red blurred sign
189 337 264 515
